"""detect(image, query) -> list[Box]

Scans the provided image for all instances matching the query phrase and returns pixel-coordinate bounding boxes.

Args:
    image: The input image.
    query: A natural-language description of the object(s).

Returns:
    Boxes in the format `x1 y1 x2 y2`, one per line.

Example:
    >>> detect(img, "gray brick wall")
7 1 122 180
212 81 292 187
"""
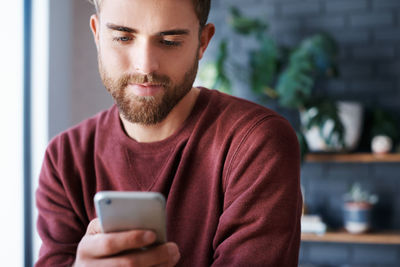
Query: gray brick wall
300 242 400 266
205 0 400 112
205 0 400 266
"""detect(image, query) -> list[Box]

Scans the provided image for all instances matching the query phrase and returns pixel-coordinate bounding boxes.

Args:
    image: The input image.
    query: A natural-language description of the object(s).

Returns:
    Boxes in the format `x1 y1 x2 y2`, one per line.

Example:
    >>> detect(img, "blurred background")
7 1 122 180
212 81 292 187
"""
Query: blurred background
2 0 399 266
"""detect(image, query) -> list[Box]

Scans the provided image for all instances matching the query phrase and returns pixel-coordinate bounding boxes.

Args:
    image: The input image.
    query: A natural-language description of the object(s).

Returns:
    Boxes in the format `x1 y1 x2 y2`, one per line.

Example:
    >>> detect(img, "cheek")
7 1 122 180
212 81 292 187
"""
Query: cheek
165 46 199 80
100 43 130 75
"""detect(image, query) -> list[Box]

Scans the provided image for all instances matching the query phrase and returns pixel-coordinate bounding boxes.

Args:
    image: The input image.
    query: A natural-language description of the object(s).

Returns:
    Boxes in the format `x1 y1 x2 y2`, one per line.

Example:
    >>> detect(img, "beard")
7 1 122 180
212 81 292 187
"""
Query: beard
99 53 199 125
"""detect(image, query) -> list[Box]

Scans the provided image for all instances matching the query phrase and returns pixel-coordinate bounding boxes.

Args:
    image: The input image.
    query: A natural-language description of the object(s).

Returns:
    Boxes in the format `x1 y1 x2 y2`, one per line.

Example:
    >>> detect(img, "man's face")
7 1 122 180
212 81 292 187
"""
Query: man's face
91 0 209 124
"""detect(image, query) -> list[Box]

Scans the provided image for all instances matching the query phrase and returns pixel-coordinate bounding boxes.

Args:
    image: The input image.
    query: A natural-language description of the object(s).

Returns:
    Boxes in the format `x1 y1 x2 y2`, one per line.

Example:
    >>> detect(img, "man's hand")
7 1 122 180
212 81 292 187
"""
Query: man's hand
73 218 180 267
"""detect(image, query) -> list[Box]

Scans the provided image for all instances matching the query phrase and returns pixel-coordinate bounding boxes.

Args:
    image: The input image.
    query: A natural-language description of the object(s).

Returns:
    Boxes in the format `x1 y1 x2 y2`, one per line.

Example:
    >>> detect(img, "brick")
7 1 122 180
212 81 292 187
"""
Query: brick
325 164 371 180
241 5 277 19
350 80 396 95
338 47 351 60
270 19 301 31
340 63 373 77
304 16 346 29
306 176 345 200
376 96 400 111
327 195 347 227
372 163 400 179
332 30 370 44
210 0 220 8
301 164 325 180
352 245 399 264
350 12 394 27
275 33 303 47
219 0 262 6
372 0 400 9
281 1 321 16
378 62 400 76
326 0 368 13
323 80 348 93
374 29 400 42
308 243 350 264
352 45 396 59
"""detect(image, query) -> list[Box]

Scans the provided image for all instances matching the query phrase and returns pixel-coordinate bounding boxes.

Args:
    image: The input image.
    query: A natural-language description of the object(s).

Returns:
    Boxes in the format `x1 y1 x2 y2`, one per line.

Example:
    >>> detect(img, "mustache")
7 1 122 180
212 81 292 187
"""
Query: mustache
119 73 171 87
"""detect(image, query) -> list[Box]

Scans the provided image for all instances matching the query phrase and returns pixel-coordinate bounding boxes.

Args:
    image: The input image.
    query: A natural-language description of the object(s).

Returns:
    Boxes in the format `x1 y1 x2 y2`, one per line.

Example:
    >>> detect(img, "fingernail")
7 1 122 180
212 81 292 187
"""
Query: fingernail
143 231 155 243
167 243 179 257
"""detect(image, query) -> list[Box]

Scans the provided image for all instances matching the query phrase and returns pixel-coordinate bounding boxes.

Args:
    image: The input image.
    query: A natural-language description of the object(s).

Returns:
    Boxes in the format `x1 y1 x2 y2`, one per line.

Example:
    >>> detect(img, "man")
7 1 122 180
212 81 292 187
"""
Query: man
36 0 302 266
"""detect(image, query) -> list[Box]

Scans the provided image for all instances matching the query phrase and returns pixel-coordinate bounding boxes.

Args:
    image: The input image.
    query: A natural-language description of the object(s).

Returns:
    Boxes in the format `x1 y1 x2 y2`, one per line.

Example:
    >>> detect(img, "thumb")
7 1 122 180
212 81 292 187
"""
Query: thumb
86 218 103 235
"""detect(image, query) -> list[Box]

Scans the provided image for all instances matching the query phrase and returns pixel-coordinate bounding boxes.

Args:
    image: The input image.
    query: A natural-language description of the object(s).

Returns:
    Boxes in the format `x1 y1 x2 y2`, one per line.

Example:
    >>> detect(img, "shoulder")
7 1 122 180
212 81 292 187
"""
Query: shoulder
199 88 296 142
45 105 116 164
199 88 282 124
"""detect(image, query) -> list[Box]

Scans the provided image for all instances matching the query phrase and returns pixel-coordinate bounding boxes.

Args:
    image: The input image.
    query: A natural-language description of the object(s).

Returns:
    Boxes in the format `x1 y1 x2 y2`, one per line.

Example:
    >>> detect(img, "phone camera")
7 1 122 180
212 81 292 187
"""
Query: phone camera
104 198 112 205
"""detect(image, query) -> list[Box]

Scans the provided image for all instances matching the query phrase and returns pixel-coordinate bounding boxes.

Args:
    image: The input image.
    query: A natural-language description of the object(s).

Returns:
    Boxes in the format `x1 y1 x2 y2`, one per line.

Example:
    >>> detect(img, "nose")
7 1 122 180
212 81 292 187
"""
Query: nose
131 38 160 75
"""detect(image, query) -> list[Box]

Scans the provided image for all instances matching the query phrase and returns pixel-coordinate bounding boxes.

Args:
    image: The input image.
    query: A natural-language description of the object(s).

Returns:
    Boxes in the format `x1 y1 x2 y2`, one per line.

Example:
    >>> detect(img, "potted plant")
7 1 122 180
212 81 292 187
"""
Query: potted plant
199 7 365 157
342 183 378 234
369 108 400 154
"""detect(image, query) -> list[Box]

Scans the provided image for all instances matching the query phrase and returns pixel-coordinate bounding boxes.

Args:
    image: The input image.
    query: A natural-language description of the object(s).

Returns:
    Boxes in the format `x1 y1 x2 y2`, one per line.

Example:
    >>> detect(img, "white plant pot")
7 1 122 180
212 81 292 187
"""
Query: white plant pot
300 101 364 152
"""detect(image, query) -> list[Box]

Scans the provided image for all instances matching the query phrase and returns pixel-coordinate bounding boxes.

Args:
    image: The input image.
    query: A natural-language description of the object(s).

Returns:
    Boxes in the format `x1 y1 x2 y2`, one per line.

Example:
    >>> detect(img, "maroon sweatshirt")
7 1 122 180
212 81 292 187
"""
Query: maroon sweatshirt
36 88 302 266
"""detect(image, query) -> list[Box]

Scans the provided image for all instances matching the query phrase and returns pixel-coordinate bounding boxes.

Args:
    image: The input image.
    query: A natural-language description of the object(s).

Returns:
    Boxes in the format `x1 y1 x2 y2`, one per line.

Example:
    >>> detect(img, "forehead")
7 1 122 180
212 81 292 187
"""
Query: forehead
99 0 198 32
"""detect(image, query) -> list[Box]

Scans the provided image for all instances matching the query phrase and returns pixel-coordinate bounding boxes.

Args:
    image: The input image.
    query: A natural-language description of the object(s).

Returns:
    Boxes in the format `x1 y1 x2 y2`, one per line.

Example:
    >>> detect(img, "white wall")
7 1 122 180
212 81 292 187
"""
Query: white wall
48 0 112 139
70 0 112 130
0 0 24 265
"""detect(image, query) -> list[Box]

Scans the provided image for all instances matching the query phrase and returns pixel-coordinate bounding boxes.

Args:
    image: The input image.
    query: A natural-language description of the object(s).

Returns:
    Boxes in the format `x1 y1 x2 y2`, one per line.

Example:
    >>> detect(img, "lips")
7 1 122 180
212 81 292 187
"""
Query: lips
128 83 164 97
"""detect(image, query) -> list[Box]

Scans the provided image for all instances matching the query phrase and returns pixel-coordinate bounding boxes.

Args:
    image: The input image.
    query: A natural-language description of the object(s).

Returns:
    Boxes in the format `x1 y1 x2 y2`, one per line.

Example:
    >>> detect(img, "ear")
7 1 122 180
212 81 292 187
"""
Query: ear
198 23 215 60
90 14 100 50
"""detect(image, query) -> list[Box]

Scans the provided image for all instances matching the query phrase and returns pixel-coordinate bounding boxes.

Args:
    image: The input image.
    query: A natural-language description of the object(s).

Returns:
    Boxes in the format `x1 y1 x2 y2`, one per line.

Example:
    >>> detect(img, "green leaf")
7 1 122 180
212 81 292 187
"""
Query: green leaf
303 100 345 147
371 108 400 141
249 36 279 94
274 33 338 109
229 6 267 36
198 40 232 94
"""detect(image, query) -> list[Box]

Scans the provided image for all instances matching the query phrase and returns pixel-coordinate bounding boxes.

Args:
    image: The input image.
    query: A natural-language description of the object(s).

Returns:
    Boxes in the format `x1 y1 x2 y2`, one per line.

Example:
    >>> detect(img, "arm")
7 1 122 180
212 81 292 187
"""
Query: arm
35 143 180 267
35 147 86 266
212 117 302 266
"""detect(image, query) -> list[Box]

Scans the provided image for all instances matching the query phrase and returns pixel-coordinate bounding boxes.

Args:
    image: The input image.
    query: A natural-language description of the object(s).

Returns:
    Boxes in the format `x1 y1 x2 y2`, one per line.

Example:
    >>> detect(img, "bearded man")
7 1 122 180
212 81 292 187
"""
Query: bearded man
35 0 302 266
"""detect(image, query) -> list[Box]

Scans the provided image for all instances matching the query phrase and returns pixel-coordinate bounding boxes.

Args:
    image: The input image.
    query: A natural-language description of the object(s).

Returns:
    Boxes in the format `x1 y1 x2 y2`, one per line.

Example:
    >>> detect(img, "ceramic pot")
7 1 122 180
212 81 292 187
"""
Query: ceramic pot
300 101 364 152
371 135 393 154
343 202 372 234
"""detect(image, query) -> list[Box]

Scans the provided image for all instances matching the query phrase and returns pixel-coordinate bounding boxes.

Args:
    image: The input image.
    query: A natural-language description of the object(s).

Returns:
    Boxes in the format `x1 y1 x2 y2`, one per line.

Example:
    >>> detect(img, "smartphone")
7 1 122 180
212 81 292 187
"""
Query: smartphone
94 191 167 244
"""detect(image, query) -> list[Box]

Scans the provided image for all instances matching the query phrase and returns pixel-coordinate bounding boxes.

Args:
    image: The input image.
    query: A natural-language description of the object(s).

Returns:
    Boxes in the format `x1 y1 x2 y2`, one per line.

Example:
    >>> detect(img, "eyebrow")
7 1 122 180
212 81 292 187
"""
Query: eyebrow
106 23 136 33
159 29 190 36
106 23 190 36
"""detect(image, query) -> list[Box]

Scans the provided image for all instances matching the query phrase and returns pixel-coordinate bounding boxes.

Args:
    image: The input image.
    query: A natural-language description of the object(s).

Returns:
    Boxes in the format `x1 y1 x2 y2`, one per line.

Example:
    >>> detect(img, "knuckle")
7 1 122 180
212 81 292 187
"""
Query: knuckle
126 231 147 247
100 236 115 254
119 256 140 267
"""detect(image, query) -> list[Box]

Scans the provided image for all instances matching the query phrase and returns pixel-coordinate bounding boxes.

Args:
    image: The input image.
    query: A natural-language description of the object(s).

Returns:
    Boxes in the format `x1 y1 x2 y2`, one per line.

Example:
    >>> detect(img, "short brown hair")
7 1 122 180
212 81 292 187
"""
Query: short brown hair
88 0 211 27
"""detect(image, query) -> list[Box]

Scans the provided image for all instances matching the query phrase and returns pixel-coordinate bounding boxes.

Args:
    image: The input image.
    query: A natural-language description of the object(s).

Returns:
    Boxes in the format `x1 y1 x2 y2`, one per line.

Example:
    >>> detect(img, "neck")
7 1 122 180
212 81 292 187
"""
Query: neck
120 87 200 143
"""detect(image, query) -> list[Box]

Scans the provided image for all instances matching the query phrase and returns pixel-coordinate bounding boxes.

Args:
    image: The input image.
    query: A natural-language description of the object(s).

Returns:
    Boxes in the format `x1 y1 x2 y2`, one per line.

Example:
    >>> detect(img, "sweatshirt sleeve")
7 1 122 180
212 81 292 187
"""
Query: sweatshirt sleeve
212 116 302 267
35 138 86 267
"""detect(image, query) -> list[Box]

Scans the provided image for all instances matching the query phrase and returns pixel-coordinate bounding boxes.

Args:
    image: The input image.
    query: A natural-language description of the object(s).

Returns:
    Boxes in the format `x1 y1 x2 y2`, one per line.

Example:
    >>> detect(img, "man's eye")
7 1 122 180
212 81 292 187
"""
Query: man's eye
113 36 132 42
161 40 181 47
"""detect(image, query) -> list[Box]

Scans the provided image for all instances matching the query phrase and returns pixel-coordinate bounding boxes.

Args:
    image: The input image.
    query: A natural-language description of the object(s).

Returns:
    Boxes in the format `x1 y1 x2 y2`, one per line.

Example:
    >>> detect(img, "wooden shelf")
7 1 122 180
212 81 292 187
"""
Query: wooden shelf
301 231 400 245
305 153 400 163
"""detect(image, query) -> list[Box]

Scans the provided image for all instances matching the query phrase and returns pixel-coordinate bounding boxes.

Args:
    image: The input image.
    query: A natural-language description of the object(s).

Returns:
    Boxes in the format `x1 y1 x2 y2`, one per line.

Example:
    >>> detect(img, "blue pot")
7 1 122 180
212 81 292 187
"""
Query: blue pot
343 202 372 234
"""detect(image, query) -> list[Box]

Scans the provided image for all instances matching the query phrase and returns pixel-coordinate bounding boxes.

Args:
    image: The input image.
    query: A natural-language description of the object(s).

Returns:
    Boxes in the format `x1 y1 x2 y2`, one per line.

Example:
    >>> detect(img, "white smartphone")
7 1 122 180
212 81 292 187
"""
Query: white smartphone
94 191 167 244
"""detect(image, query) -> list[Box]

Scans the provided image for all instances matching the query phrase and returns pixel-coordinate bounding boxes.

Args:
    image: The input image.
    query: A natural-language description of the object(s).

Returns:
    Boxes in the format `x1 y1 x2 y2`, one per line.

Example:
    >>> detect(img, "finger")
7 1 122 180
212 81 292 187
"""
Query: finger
77 243 179 267
86 218 102 235
123 242 180 267
80 230 157 258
